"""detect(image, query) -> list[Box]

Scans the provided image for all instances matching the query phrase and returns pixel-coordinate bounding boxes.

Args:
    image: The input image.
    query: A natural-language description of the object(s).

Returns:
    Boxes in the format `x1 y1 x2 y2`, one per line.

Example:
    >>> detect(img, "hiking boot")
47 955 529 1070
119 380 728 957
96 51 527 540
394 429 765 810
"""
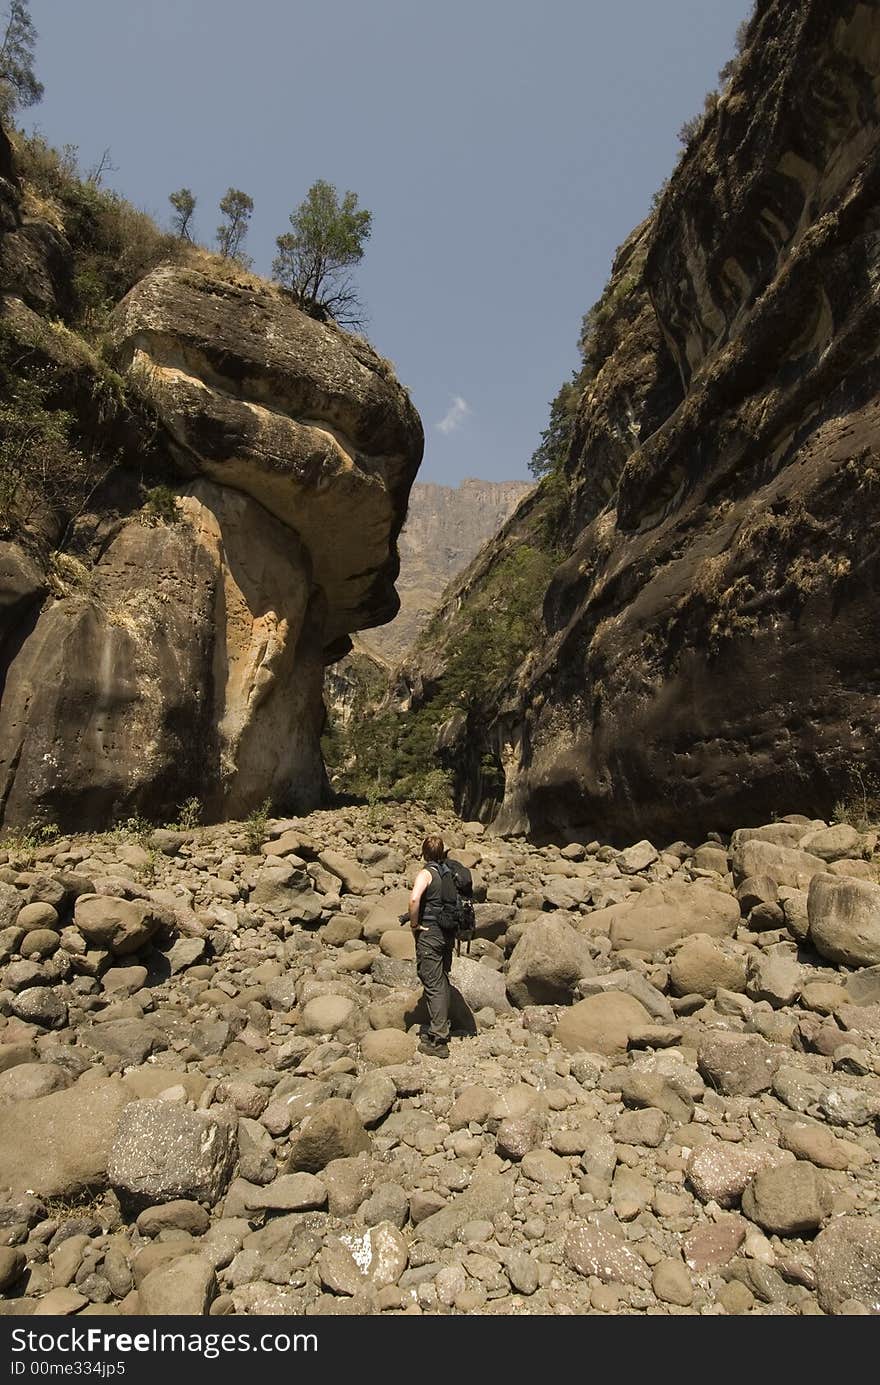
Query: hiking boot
418 1035 449 1059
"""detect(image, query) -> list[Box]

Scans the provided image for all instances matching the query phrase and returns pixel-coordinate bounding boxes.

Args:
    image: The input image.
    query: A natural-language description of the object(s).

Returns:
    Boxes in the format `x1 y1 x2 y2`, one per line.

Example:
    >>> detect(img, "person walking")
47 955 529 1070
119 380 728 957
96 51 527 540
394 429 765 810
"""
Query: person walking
408 833 454 1059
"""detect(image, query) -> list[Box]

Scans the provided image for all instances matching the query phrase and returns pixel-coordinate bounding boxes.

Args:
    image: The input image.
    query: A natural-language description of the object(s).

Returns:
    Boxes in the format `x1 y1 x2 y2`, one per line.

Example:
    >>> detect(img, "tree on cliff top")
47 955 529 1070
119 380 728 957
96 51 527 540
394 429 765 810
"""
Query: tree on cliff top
216 187 253 264
273 180 372 328
0 0 43 118
169 187 196 241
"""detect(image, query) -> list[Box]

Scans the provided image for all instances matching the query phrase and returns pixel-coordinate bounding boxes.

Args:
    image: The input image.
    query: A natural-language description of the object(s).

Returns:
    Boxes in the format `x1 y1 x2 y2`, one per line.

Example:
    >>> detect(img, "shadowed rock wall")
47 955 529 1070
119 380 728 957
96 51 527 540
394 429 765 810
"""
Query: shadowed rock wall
414 0 880 844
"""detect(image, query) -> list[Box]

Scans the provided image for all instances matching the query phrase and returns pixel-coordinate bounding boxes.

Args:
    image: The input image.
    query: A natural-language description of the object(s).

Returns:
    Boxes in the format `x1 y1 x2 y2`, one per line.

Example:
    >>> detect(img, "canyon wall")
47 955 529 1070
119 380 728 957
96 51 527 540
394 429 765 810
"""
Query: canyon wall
405 0 880 844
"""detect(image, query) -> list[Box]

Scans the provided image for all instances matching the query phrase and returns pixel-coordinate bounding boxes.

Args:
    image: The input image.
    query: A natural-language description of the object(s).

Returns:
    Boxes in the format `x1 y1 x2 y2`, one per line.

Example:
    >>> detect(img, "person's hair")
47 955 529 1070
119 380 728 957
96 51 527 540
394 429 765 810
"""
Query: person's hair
422 834 446 863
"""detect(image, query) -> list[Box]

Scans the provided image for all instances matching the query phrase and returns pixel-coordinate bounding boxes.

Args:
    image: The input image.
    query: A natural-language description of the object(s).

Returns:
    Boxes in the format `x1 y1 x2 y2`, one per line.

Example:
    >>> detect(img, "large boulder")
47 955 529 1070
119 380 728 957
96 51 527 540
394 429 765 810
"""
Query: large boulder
447 1086 495 1131
686 1141 792 1208
731 840 826 890
0 493 314 830
360 1029 418 1066
0 1076 131 1197
731 823 812 851
554 991 653 1055
847 966 880 1006
110 266 423 645
814 1216 880 1315
614 1071 694 1123
449 954 511 1014
108 1100 237 1206
0 883 22 930
362 892 412 942
741 1162 832 1236
0 543 47 650
138 1255 217 1316
747 951 802 1007
577 969 675 1022
379 928 415 961
669 935 747 997
697 1033 781 1097
351 1073 397 1128
588 881 740 954
799 823 864 862
0 1062 70 1104
616 841 659 874
416 1173 514 1249
496 1110 547 1161
79 1019 165 1066
808 874 880 968
9 987 67 1029
564 1221 649 1287
505 913 595 1006
74 895 161 956
298 995 357 1036
286 1099 372 1173
318 851 376 895
251 866 323 920
242 1174 328 1214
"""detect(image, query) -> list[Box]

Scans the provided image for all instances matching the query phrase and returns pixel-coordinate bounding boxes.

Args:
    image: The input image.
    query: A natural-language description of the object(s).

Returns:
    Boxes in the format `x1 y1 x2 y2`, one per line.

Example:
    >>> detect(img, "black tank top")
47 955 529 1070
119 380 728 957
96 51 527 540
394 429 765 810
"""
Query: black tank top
420 863 445 925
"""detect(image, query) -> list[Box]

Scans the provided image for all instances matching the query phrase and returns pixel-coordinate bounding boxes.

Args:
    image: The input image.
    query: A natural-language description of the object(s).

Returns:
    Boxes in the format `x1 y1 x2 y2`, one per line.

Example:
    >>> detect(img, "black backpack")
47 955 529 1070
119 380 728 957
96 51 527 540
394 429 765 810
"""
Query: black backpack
430 859 476 953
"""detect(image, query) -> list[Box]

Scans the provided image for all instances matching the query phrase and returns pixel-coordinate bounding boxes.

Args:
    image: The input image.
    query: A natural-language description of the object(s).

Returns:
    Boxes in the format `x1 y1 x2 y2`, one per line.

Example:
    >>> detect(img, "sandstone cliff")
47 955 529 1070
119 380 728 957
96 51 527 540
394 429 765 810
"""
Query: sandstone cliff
401 0 880 843
358 479 532 664
0 135 422 829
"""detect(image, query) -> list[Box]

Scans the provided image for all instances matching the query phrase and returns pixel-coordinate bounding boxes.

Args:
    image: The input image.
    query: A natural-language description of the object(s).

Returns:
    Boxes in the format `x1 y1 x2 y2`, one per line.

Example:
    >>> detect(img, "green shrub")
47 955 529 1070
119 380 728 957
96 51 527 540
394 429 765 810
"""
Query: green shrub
0 323 109 534
530 376 585 478
142 484 179 525
172 796 202 830
71 266 113 332
110 813 152 842
243 799 272 853
832 765 880 835
13 131 179 334
0 816 59 865
328 541 555 803
401 768 453 810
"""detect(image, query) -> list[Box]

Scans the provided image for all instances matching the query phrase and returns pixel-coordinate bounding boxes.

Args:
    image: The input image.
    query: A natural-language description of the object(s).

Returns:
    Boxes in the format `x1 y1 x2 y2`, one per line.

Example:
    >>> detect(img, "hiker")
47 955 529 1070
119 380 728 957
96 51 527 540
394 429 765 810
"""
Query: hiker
408 833 458 1059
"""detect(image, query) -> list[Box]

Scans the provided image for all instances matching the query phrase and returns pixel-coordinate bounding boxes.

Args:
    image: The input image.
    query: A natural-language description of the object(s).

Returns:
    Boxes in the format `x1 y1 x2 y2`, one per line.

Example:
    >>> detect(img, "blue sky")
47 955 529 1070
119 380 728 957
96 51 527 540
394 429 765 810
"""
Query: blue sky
26 0 751 485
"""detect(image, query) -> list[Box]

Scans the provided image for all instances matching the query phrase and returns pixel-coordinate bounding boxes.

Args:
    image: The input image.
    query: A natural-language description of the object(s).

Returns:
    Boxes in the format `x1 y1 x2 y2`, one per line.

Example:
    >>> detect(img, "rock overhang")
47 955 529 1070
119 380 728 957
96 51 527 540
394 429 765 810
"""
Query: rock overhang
108 265 424 646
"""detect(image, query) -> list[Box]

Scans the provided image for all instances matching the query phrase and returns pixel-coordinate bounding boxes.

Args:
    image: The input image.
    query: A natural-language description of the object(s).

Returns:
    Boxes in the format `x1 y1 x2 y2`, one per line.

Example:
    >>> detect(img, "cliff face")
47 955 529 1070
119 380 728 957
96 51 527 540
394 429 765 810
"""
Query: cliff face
0 142 422 829
359 478 531 663
414 0 880 843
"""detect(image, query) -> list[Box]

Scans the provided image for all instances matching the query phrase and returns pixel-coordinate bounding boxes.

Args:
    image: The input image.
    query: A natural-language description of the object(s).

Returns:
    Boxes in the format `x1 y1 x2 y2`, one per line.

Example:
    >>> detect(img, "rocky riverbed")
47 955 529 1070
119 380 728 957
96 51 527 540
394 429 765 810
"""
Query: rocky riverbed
0 805 878 1316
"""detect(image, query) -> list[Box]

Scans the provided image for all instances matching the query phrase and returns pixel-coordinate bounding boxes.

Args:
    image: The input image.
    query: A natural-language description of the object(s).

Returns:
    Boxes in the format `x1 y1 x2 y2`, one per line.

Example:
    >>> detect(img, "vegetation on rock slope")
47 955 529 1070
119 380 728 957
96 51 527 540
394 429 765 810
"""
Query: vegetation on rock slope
0 128 189 546
322 481 566 811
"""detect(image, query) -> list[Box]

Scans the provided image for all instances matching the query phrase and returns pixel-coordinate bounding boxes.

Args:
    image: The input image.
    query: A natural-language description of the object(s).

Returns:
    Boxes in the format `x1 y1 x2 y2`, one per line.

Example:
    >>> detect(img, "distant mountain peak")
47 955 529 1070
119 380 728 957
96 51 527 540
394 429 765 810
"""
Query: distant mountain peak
358 477 532 662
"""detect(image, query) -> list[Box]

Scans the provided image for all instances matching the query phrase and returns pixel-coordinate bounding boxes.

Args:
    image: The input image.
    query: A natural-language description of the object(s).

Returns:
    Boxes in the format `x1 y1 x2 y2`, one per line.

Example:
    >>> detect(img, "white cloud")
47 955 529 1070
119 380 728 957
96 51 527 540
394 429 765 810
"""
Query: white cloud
436 395 471 434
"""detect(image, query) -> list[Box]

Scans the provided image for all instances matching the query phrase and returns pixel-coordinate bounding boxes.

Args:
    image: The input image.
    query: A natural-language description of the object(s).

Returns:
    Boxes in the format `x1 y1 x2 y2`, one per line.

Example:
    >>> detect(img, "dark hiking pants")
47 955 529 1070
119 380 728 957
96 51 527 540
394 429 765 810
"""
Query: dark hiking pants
416 924 453 1042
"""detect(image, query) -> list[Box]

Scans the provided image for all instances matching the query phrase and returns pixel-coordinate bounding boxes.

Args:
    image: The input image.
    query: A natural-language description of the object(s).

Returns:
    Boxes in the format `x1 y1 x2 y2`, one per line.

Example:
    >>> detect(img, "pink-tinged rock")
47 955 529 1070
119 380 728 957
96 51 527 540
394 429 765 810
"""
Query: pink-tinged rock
682 1218 748 1271
686 1140 793 1208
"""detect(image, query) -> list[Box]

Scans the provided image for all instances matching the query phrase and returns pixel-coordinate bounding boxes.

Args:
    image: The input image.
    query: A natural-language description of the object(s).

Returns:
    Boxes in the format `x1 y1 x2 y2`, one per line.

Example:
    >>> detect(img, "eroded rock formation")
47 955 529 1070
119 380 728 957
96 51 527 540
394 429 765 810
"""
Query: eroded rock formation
109 267 421 645
0 151 422 829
